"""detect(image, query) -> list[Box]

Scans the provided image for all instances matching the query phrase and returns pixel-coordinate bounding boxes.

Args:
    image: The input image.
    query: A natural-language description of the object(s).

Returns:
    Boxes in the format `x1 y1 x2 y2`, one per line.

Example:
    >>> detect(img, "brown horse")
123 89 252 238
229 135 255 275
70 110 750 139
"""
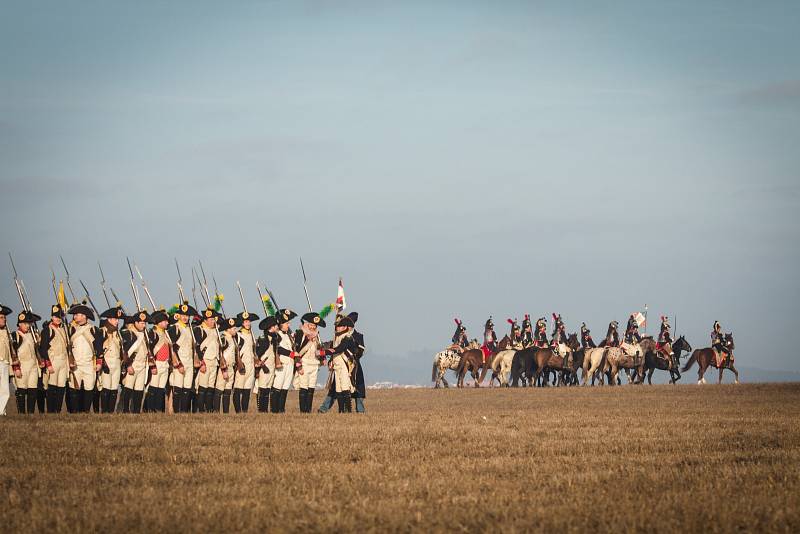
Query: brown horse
529 334 581 387
456 335 516 387
643 335 692 384
682 333 739 384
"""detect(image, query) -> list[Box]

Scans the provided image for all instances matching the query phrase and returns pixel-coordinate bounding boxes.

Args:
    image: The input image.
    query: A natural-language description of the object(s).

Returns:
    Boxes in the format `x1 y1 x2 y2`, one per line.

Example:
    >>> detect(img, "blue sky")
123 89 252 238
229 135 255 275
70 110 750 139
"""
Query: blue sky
1 1 798 383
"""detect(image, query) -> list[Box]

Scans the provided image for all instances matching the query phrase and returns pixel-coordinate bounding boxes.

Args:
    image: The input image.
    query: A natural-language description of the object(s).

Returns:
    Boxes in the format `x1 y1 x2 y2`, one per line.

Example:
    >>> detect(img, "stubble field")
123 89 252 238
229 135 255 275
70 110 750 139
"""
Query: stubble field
1 383 799 533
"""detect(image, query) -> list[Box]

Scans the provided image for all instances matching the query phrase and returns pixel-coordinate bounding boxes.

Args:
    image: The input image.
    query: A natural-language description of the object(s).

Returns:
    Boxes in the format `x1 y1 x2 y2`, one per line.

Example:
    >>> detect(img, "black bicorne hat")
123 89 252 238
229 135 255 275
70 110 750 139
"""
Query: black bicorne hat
219 316 240 331
277 308 297 324
236 311 259 323
131 310 150 324
149 310 169 324
301 312 326 328
0 304 12 317
259 316 278 331
201 307 221 320
69 303 95 321
17 310 41 324
100 305 125 320
335 315 354 328
50 304 66 318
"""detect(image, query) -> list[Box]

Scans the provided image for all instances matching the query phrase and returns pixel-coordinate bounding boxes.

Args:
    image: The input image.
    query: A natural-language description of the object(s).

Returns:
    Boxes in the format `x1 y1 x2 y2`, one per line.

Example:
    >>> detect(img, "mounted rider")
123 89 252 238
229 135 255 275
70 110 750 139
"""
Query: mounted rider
534 317 548 348
550 313 566 354
451 318 468 353
711 320 731 366
507 318 521 346
657 314 674 354
605 321 620 347
480 316 497 363
624 314 642 344
521 315 533 347
580 322 596 348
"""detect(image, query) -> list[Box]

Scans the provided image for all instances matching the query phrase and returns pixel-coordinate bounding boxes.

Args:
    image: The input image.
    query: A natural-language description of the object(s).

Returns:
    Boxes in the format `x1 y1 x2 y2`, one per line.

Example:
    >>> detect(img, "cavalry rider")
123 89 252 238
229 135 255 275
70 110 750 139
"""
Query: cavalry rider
605 321 620 347
508 319 521 345
711 320 730 365
624 314 642 344
480 316 497 363
550 313 567 355
657 315 674 354
580 322 596 349
534 317 548 348
521 315 533 347
451 319 468 351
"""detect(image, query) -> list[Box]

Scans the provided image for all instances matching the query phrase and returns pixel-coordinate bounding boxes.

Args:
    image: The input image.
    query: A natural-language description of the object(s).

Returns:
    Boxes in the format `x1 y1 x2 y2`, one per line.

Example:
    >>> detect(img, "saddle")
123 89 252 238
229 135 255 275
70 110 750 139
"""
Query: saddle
447 344 464 354
714 348 733 368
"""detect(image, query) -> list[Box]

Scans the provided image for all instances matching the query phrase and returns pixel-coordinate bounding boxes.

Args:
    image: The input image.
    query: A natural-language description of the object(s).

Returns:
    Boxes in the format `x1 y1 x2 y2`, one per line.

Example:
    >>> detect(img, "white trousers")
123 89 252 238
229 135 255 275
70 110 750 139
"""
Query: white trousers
0 361 9 415
271 356 294 390
170 353 193 388
151 360 169 388
295 358 320 389
69 364 96 391
122 360 147 391
48 356 68 388
101 358 121 390
233 359 255 390
333 355 353 393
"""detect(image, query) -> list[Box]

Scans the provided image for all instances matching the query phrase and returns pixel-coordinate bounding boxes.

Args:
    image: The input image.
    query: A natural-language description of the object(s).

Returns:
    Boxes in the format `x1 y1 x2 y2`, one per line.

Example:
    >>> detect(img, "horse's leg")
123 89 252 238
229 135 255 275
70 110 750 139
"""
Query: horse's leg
442 374 449 388
647 367 654 385
698 361 706 385
718 366 724 385
730 364 740 384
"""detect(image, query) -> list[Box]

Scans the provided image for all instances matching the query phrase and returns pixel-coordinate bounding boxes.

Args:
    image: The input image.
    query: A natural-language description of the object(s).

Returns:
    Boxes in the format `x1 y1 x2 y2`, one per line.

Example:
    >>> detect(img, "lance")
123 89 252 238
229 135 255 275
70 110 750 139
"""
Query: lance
300 257 313 312
174 260 199 366
59 255 78 304
98 262 112 309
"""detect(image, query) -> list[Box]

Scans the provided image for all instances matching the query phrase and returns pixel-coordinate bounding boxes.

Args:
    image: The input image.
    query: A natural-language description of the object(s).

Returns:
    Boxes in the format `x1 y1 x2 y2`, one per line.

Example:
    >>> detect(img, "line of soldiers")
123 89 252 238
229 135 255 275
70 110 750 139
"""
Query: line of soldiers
0 301 366 416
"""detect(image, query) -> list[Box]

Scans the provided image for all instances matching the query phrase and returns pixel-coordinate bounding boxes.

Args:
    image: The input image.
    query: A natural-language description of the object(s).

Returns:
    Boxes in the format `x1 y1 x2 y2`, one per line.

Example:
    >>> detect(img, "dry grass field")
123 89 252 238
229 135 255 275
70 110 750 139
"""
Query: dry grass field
2 383 799 533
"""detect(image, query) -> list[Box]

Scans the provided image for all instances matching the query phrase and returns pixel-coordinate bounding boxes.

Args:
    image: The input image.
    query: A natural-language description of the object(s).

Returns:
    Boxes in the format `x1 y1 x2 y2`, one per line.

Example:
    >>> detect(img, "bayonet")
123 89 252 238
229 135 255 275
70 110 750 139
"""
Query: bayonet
300 257 313 312
59 255 78 304
98 262 112 308
79 280 100 317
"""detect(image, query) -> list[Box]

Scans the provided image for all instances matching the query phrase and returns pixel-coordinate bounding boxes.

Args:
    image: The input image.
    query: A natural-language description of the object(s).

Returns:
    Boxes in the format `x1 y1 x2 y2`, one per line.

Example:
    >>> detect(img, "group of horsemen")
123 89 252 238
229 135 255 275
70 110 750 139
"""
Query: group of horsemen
0 300 366 416
450 313 733 374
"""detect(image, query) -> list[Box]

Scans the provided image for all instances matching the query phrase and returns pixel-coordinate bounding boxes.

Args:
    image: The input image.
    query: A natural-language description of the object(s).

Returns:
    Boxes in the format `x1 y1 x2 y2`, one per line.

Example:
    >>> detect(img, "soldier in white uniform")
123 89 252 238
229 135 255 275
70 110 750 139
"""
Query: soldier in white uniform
0 304 16 415
98 305 125 413
233 311 259 413
213 316 238 413
167 302 198 413
39 304 70 413
294 312 327 413
193 307 226 412
270 309 297 413
13 311 42 414
66 304 103 413
120 310 153 413
322 314 358 413
255 315 278 412
145 310 172 412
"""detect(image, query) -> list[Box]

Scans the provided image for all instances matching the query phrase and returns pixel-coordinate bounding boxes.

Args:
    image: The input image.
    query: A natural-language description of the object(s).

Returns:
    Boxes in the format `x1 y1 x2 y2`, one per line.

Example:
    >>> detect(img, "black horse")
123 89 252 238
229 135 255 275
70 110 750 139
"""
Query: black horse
643 335 692 384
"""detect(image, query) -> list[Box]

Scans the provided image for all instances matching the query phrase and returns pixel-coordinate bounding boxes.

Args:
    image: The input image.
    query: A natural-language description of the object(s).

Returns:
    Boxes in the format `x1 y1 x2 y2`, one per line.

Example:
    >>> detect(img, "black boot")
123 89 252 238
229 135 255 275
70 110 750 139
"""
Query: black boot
280 389 288 413
106 390 119 413
306 388 315 413
142 390 152 413
37 384 46 413
27 388 39 414
157 388 166 412
337 392 345 413
172 388 183 413
258 388 270 412
182 388 192 413
191 389 200 413
212 390 222 413
222 390 231 413
342 391 353 413
81 389 95 413
67 388 81 414
131 390 143 413
297 389 307 413
92 388 101 413
196 387 207 413
241 389 251 413
233 389 242 413
46 387 58 413
55 386 65 413
270 389 281 413
121 387 132 413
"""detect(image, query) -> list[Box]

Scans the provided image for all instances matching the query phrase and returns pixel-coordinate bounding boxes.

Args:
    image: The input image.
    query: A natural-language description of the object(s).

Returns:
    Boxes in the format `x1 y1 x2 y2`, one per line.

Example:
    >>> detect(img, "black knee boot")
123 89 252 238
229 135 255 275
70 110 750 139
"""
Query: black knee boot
240 389 251 413
37 385 46 413
337 392 345 413
107 390 119 413
270 389 281 413
27 388 39 414
172 388 182 413
342 391 353 413
182 388 192 413
232 389 242 413
306 388 315 413
46 387 58 413
196 387 206 412
67 388 81 414
297 389 306 413
131 390 143 413
191 389 199 413
222 390 231 413
158 388 166 412
55 386 65 413
81 389 95 413
280 389 288 413
142 390 152 413
121 387 132 413
211 389 221 412
258 388 270 412
92 388 101 413
15 389 27 414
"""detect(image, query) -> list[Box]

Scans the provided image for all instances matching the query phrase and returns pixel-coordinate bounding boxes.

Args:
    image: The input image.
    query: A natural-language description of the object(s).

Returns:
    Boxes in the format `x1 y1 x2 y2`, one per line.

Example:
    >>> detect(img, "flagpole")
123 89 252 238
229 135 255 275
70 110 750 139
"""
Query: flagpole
644 304 648 335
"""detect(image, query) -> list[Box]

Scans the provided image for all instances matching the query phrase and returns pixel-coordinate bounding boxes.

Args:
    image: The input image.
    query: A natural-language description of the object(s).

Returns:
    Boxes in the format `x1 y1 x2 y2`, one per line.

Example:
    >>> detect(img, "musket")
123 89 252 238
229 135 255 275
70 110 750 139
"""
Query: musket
134 263 159 312
59 255 78 304
110 287 124 312
126 259 156 381
79 280 101 318
50 266 58 300
197 261 228 374
235 281 257 373
174 259 200 371
47 276 79 388
300 257 313 312
98 262 112 309
9 253 44 369
191 268 205 308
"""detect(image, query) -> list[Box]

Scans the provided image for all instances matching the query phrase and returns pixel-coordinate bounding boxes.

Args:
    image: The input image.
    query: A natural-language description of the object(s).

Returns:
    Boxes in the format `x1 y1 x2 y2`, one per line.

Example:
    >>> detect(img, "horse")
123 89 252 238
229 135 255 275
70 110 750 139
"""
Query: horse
431 349 461 388
604 342 645 385
681 333 739 384
489 350 518 387
643 335 692 385
581 347 609 385
456 337 517 387
518 334 581 387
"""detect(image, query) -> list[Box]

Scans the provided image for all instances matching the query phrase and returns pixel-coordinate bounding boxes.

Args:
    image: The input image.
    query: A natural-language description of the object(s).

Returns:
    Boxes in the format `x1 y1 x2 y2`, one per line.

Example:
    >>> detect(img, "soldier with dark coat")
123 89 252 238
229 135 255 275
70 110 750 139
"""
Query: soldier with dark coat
0 304 16 416
66 303 103 413
322 314 360 413
451 319 467 349
534 318 548 348
12 310 41 414
483 316 498 353
624 314 641 344
521 315 533 347
39 304 69 413
711 321 726 352
167 302 198 413
605 321 620 347
580 323 596 349
97 305 125 413
255 315 279 413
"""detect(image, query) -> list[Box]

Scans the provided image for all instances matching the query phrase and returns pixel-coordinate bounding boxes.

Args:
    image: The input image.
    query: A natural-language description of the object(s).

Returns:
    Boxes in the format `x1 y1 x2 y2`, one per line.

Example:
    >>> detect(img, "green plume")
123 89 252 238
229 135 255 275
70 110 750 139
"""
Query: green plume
262 295 276 317
168 304 179 314
213 294 223 312
319 303 335 320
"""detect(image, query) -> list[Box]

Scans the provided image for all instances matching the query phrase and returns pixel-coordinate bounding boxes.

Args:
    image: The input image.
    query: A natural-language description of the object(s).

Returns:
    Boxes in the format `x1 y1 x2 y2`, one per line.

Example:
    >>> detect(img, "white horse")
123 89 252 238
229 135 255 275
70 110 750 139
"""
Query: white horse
489 349 518 387
605 343 644 384
432 349 462 388
581 348 608 385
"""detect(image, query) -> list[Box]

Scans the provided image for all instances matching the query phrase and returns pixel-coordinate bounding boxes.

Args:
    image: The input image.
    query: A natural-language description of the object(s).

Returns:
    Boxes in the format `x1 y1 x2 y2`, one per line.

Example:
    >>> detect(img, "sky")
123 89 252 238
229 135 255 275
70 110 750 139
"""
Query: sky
1 1 798 384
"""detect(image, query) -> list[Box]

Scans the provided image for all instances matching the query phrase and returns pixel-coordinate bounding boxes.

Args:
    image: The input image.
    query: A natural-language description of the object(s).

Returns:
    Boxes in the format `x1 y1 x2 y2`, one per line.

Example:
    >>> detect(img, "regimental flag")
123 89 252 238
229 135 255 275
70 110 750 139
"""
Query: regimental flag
336 278 346 311
632 311 647 328
58 281 68 310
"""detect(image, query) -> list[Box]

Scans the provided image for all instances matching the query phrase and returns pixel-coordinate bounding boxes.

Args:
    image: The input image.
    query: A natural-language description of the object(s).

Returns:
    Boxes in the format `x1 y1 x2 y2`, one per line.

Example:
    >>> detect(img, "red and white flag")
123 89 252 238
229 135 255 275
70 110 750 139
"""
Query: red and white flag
632 311 646 328
336 277 347 311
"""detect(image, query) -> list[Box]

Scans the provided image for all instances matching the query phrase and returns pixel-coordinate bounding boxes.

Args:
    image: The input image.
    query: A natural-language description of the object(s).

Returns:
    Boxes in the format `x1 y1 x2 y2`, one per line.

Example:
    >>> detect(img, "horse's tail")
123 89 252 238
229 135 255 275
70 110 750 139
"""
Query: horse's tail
681 351 698 372
431 357 438 382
